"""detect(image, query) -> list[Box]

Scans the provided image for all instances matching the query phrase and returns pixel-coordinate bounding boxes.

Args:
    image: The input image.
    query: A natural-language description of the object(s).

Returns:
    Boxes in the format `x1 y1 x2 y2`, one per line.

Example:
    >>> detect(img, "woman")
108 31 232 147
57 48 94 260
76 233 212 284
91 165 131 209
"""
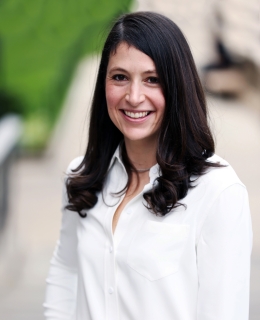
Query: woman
44 12 252 320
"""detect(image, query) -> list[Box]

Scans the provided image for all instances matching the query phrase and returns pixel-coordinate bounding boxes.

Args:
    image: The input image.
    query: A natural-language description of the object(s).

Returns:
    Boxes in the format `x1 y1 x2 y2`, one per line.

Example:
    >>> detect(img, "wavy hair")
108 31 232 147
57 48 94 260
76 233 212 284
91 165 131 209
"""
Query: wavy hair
66 11 221 217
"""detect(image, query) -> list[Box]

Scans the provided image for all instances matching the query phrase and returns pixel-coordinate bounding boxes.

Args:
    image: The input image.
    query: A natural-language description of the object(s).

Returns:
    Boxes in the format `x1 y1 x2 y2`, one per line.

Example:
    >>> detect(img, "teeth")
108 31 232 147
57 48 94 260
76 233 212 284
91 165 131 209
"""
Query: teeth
124 111 149 119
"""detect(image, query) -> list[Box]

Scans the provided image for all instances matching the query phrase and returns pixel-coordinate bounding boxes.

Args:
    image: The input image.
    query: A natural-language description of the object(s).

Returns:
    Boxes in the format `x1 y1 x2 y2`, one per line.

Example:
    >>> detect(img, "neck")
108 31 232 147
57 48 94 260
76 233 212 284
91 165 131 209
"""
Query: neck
124 138 157 170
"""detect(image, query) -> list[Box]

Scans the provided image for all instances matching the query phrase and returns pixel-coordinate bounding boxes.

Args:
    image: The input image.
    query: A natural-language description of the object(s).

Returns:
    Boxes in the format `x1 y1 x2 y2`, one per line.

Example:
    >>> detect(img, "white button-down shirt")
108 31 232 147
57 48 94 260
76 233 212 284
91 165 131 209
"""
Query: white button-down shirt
44 146 252 320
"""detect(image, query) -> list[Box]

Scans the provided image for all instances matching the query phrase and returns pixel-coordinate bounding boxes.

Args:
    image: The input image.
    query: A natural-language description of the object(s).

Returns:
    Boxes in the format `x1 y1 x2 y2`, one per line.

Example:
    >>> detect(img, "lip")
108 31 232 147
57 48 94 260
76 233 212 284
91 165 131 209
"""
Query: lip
120 109 153 122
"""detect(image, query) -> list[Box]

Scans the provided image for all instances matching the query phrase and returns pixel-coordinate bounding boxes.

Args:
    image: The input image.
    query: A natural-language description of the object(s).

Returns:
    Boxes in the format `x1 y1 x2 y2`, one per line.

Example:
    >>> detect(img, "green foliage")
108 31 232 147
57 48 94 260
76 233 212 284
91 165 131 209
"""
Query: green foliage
0 0 132 150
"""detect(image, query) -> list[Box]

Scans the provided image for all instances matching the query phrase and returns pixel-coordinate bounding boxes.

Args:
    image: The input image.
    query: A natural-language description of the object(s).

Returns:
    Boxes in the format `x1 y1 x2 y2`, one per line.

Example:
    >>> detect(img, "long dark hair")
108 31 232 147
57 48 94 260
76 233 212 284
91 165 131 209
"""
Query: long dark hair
66 11 220 217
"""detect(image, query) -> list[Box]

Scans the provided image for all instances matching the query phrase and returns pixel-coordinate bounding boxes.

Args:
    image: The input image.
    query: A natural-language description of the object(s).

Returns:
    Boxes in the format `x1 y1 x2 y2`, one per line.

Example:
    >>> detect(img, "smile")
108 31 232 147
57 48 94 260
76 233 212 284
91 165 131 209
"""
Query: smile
123 111 151 119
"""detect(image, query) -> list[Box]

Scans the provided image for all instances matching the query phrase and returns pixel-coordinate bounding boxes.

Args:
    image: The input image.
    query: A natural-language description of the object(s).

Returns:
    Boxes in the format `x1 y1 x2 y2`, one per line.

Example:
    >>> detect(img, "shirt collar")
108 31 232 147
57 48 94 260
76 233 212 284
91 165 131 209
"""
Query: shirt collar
149 163 160 184
107 142 125 173
107 143 160 185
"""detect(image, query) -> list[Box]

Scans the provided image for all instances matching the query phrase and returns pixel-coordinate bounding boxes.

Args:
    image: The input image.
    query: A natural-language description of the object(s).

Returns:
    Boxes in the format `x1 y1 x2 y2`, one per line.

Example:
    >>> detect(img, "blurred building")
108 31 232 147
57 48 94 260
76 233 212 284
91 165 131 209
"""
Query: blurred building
137 0 260 96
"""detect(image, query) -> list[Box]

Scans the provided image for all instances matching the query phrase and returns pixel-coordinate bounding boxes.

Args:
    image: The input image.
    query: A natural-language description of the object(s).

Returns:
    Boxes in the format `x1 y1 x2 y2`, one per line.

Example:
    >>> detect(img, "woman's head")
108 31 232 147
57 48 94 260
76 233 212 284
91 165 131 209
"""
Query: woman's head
105 42 166 145
66 12 217 217
92 11 211 159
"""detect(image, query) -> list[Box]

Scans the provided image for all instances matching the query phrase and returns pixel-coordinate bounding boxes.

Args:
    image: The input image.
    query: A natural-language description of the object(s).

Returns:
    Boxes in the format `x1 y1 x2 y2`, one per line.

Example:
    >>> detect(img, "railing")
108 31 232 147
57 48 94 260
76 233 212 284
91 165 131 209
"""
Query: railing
0 114 22 230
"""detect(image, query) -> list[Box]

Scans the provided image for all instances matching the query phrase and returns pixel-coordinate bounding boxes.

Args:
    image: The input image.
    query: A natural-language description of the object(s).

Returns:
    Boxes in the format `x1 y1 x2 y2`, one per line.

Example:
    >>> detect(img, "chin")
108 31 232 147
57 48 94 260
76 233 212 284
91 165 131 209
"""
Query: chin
123 132 157 144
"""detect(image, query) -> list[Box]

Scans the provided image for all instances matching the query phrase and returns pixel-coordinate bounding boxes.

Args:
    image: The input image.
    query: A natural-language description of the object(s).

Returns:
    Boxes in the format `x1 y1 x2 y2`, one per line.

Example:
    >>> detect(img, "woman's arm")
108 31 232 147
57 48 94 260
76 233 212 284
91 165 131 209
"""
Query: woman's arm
44 158 82 320
197 183 253 320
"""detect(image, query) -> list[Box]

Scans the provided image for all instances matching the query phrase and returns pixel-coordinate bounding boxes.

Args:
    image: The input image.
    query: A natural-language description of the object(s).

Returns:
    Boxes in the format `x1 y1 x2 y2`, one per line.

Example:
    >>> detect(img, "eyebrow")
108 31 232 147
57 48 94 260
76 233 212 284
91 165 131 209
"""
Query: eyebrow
107 67 157 74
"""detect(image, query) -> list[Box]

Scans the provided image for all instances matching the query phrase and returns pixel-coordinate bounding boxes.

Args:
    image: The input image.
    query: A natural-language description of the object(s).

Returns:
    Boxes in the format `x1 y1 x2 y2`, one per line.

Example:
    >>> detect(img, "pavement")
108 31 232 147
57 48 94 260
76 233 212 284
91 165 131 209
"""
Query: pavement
0 1 259 319
0 56 98 320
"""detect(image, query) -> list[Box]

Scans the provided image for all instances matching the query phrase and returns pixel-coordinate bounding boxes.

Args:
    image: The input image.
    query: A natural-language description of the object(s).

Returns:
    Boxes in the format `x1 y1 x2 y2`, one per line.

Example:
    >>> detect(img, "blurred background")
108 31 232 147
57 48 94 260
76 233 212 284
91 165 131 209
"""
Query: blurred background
0 0 259 319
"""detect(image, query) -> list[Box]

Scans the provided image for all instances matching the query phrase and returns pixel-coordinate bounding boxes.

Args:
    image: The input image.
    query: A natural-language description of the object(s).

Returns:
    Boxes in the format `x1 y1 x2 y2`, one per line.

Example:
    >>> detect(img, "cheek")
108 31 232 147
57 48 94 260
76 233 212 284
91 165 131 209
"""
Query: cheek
105 84 121 110
105 85 122 128
153 91 165 116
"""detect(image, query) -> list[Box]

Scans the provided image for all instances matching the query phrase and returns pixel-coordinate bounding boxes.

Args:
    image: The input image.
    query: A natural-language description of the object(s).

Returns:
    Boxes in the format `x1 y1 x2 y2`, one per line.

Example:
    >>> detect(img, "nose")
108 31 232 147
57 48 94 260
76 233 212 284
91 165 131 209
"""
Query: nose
125 81 145 107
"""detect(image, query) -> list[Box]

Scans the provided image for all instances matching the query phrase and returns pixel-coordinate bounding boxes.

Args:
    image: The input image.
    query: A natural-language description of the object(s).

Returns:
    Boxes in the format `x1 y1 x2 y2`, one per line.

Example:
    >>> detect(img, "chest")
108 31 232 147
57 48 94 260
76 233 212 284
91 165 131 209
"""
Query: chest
112 175 149 234
76 166 215 285
77 182 209 278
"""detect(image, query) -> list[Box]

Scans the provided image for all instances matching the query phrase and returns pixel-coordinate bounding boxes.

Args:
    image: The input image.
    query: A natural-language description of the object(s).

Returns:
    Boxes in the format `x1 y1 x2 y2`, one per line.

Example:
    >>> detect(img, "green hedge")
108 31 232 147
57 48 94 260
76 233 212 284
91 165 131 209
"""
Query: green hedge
0 0 132 150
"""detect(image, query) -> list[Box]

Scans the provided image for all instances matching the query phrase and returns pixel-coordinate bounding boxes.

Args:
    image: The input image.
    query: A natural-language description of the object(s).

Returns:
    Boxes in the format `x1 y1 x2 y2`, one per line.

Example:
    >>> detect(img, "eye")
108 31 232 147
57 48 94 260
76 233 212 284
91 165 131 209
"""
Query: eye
112 74 127 81
146 76 160 84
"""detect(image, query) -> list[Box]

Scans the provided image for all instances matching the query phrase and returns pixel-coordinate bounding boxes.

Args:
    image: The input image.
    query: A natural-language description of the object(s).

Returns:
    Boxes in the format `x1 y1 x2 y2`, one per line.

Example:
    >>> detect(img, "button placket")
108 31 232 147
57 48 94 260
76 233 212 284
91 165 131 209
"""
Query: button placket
105 240 118 319
108 287 114 294
113 207 132 248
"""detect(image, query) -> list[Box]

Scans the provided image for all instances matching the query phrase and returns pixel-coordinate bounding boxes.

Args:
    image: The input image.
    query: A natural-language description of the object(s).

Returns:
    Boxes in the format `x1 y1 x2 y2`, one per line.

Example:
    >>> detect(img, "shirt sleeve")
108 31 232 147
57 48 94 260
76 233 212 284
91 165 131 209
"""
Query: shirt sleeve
43 168 79 319
196 183 253 320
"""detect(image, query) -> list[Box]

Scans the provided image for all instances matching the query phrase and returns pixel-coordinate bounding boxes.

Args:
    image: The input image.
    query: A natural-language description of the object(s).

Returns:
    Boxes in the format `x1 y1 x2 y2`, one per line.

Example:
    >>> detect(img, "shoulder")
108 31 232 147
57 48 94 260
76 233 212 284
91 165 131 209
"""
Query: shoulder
190 154 247 204
202 153 245 189
192 156 250 238
66 156 84 175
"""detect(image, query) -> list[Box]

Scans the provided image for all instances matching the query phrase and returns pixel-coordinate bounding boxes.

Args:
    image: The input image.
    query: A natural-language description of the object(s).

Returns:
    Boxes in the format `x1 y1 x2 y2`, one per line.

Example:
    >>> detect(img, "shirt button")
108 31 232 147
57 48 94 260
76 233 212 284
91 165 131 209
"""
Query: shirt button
108 287 114 294
109 246 113 253
126 210 132 215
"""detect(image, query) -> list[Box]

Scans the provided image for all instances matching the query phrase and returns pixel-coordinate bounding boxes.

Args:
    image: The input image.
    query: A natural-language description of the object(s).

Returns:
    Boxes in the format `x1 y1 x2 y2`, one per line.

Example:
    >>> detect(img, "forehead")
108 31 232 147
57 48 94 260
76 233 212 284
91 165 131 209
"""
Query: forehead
107 42 156 71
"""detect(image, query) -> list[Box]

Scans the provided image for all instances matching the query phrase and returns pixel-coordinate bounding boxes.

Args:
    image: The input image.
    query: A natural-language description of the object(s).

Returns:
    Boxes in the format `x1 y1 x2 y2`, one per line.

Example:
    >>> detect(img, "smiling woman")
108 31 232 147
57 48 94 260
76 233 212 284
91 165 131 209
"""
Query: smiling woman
44 11 252 320
106 42 165 145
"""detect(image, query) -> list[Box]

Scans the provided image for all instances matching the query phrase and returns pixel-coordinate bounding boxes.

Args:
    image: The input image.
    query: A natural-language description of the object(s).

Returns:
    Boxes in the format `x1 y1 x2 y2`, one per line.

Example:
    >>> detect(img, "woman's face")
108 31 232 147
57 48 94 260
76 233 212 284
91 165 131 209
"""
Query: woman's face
105 42 165 145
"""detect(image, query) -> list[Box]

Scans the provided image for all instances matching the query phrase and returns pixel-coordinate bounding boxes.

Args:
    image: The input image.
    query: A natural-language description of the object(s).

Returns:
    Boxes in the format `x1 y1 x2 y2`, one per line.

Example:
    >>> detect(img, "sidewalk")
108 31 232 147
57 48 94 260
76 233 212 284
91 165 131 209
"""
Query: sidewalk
0 56 99 320
0 2 259 319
